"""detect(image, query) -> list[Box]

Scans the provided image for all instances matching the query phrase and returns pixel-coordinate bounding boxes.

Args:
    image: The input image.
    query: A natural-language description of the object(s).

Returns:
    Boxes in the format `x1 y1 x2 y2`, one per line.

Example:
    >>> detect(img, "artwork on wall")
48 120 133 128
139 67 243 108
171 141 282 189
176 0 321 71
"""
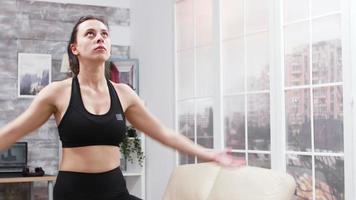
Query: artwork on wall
17 53 52 98
108 58 139 94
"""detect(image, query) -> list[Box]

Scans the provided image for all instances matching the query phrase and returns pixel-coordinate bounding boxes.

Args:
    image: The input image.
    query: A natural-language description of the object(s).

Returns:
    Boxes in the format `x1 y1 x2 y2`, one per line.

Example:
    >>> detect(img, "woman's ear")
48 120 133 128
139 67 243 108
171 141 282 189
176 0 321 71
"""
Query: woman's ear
70 43 79 56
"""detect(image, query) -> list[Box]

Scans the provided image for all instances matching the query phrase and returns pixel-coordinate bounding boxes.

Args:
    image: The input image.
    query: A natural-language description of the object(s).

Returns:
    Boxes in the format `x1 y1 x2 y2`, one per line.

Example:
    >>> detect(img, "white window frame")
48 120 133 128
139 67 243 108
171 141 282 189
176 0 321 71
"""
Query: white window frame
174 0 355 198
348 0 356 198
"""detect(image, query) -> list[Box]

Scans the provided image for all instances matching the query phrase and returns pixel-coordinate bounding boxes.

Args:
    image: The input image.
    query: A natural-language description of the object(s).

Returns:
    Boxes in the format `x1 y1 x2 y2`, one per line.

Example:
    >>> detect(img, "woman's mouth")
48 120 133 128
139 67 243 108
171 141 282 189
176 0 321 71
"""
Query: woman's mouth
94 46 107 51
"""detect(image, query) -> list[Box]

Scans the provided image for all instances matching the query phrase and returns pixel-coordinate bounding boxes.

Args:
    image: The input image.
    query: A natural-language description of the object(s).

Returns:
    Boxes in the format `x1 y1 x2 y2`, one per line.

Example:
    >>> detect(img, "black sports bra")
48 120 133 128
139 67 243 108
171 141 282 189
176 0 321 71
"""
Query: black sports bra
58 76 127 148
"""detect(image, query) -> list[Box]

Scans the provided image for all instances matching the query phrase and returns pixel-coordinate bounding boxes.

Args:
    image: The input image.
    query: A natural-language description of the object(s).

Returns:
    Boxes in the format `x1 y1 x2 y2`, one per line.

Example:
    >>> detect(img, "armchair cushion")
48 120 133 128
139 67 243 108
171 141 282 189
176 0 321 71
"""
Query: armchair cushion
207 165 296 200
163 162 296 200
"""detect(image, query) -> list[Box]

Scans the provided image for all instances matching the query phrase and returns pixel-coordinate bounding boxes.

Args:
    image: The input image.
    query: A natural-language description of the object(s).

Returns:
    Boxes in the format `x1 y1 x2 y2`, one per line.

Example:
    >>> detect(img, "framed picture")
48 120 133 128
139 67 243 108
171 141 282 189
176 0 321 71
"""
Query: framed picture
108 58 139 94
18 53 52 98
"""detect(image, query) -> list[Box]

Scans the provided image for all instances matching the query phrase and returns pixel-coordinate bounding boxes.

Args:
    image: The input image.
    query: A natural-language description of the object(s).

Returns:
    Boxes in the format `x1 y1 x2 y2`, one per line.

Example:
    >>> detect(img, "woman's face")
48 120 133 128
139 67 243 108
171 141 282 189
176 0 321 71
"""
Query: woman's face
71 19 111 64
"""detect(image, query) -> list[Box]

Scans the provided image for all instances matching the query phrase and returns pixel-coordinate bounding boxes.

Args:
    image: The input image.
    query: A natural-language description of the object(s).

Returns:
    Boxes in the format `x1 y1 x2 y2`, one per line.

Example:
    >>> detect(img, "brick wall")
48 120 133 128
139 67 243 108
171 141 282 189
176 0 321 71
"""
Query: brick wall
0 1 130 199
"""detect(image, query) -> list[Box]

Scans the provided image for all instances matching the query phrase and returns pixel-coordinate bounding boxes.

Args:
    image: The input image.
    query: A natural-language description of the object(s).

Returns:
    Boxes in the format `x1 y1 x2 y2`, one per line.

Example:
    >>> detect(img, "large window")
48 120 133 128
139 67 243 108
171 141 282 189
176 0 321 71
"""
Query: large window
175 0 350 199
284 1 344 199
176 0 216 164
221 0 271 168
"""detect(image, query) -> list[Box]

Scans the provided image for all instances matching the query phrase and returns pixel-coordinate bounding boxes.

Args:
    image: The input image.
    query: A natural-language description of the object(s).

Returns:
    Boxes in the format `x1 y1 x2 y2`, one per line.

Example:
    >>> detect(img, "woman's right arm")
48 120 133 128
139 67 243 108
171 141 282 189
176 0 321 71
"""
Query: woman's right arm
0 83 58 151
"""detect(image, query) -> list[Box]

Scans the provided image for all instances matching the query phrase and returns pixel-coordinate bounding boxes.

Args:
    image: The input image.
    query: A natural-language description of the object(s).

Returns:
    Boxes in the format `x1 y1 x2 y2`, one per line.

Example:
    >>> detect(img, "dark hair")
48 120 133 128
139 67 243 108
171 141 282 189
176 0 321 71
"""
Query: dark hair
67 16 109 75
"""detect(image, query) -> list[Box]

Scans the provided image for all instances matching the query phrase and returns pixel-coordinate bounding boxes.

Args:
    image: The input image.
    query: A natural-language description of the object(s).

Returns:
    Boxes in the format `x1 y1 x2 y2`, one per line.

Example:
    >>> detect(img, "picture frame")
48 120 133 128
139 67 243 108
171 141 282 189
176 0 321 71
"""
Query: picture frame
108 58 139 94
17 53 52 98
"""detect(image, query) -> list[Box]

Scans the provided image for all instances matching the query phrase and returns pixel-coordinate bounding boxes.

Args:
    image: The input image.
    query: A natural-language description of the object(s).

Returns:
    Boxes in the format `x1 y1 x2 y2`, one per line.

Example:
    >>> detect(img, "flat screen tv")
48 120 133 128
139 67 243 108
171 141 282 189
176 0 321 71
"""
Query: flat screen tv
0 142 27 173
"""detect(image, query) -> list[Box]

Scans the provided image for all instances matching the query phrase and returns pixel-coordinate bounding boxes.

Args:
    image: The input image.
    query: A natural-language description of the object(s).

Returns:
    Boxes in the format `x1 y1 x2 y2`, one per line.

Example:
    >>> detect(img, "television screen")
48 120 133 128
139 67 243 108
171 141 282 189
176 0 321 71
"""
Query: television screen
0 142 27 171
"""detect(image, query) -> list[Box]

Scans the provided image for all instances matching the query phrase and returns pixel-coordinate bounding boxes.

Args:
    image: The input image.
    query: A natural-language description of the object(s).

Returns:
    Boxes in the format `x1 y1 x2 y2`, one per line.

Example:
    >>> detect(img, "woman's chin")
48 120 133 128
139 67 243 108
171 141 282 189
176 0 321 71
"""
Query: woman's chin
91 54 110 62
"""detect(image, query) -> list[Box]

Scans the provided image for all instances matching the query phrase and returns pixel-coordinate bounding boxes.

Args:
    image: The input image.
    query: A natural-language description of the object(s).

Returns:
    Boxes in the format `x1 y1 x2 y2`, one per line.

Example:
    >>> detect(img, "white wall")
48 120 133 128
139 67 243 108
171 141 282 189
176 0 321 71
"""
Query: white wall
130 0 177 199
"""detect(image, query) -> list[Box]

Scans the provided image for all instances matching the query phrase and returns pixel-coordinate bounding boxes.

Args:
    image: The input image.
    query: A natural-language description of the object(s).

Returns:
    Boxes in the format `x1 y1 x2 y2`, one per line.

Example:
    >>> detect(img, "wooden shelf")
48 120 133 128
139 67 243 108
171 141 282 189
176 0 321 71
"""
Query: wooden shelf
123 172 142 177
0 175 56 200
0 175 56 183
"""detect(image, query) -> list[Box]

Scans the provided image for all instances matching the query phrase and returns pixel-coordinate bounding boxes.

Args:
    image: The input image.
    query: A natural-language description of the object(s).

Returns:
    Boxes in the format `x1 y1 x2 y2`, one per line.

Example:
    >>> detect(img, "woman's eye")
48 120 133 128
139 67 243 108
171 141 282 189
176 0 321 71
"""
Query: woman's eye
86 31 95 37
102 32 109 37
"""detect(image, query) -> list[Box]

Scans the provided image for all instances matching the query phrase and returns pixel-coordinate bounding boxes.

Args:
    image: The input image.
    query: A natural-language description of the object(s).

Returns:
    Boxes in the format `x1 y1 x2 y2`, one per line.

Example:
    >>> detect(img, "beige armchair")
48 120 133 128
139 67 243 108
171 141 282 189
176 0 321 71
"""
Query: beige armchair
163 162 296 200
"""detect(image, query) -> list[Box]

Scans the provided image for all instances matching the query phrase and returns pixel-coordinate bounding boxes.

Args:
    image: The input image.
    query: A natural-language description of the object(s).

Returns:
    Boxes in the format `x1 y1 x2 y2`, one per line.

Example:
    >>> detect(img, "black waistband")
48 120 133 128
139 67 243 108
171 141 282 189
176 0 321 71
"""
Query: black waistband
54 166 129 199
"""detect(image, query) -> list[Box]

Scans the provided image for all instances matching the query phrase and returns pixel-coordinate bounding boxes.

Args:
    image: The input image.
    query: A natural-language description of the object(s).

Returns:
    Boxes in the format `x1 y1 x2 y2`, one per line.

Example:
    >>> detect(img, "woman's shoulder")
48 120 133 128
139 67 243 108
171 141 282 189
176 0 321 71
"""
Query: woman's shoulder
47 77 72 92
38 77 72 99
110 82 141 110
110 82 144 113
30 78 73 107
110 81 136 96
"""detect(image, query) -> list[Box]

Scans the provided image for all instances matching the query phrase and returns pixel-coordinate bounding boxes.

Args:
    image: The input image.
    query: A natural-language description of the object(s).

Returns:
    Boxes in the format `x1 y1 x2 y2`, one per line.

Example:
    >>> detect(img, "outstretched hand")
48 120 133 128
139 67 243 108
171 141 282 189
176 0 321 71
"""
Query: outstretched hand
211 148 246 168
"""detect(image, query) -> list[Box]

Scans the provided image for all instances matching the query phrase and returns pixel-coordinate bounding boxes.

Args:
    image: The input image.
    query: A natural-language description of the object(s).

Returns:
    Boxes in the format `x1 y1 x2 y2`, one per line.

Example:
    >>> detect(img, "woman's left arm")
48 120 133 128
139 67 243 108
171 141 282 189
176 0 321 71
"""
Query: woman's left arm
120 84 245 167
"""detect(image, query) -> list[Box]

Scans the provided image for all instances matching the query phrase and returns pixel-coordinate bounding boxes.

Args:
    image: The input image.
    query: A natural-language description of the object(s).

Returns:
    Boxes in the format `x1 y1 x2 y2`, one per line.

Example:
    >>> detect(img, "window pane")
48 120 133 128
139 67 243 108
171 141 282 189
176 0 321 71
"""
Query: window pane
284 22 310 87
180 155 195 164
221 0 244 39
178 100 195 164
195 0 213 46
196 99 214 148
315 156 344 200
222 38 244 94
177 50 194 99
196 45 216 97
287 155 313 200
285 89 312 152
175 0 194 50
245 0 269 33
178 100 195 140
248 153 270 169
224 95 245 150
246 32 269 91
313 86 343 153
312 0 340 17
312 15 342 84
284 0 309 23
247 93 270 151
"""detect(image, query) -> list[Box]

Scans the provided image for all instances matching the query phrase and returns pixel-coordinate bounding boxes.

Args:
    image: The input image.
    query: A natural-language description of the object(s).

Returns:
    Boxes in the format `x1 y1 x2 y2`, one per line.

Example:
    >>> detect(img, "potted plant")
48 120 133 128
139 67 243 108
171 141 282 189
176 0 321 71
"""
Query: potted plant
120 126 145 167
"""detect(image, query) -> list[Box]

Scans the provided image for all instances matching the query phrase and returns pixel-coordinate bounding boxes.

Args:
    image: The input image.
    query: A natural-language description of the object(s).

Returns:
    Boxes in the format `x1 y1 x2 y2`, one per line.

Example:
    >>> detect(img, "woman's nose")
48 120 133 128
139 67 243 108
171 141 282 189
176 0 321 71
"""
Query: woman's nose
96 35 104 43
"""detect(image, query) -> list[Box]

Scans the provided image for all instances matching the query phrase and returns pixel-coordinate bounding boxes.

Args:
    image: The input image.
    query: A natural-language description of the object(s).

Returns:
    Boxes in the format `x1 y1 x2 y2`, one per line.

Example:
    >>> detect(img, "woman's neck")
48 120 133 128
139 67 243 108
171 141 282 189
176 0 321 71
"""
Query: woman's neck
77 61 106 89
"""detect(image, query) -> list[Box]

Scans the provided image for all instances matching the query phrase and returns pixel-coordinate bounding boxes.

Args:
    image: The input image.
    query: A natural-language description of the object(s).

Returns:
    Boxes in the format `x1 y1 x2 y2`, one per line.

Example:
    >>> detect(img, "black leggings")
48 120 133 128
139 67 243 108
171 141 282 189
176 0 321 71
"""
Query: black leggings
53 167 141 200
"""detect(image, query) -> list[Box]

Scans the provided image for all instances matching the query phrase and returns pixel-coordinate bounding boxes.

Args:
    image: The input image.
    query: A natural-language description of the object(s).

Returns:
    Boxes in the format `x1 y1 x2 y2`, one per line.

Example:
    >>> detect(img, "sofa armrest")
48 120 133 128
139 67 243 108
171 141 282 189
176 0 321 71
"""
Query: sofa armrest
162 163 221 200
207 166 296 200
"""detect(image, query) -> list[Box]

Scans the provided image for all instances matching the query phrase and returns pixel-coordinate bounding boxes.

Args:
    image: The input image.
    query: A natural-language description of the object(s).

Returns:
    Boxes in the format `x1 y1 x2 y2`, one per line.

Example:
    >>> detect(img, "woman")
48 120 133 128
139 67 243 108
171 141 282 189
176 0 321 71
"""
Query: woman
0 16 245 200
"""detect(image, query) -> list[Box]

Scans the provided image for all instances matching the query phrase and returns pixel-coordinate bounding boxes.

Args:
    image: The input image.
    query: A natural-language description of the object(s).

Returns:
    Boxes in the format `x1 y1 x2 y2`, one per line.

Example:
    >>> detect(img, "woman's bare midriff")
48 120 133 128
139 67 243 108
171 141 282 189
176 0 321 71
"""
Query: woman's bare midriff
59 145 121 173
